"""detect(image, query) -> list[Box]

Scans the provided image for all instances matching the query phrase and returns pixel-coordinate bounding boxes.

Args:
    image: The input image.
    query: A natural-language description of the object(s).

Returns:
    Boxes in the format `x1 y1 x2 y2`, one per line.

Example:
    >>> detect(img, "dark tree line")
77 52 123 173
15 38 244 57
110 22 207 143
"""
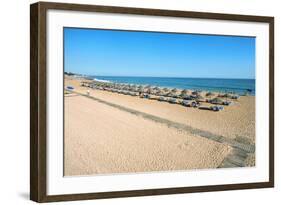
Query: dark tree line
64 71 75 76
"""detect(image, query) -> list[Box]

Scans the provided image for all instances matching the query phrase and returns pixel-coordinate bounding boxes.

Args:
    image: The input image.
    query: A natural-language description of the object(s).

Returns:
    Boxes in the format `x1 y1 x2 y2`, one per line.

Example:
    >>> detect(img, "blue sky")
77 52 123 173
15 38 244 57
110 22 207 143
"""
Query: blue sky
64 27 255 79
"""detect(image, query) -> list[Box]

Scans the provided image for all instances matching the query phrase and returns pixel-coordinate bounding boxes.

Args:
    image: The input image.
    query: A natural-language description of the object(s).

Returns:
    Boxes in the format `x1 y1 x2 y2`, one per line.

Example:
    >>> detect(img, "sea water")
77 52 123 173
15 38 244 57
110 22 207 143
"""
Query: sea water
89 76 255 95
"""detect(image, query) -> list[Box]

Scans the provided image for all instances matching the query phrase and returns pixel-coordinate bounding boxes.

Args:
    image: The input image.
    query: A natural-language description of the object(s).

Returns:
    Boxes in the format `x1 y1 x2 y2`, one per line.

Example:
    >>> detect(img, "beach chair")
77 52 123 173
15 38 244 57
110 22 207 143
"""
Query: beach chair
168 98 177 104
182 100 191 107
191 101 199 108
210 105 224 111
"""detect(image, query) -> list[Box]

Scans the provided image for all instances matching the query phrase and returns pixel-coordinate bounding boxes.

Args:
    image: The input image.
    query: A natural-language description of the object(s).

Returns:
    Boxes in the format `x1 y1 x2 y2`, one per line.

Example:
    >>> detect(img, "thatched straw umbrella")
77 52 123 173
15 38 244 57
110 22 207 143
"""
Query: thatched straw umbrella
129 84 136 91
115 84 121 90
126 84 131 90
192 90 199 95
147 88 153 94
195 94 205 102
152 86 159 91
228 91 238 99
224 93 231 98
127 84 132 89
218 92 230 97
155 90 163 96
181 94 192 100
206 91 215 97
166 91 173 97
224 93 231 102
123 86 128 91
169 88 178 98
137 86 143 92
180 89 189 98
218 92 232 101
210 97 223 105
151 86 160 94
119 84 124 90
140 85 146 93
142 85 150 92
181 89 189 94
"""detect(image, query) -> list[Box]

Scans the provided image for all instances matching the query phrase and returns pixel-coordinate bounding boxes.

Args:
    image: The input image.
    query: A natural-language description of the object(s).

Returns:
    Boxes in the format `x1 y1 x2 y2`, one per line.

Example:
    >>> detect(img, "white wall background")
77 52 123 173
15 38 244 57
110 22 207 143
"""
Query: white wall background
0 0 279 204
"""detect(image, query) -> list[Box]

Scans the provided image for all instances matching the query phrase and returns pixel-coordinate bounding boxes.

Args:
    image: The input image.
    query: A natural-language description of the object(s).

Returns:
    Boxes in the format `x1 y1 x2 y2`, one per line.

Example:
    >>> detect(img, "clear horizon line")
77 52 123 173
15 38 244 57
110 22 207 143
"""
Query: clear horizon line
65 72 255 80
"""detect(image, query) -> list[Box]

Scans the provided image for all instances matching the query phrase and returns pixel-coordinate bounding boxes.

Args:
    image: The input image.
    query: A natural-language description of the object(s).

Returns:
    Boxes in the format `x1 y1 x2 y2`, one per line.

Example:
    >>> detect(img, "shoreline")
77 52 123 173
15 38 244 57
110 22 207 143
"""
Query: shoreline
65 73 256 96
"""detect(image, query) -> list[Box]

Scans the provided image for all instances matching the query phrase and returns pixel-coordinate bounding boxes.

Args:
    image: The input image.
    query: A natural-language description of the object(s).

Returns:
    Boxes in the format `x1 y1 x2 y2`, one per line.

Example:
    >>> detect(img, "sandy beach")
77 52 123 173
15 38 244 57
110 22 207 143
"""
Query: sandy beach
64 76 255 176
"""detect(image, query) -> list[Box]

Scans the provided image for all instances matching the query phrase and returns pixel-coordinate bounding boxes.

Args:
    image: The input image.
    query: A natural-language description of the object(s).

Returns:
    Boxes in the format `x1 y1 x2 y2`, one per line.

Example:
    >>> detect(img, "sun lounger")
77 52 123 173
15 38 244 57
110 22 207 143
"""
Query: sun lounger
231 95 240 99
191 101 199 108
222 101 232 106
66 85 74 91
198 106 211 110
182 100 191 107
210 105 224 111
168 98 177 104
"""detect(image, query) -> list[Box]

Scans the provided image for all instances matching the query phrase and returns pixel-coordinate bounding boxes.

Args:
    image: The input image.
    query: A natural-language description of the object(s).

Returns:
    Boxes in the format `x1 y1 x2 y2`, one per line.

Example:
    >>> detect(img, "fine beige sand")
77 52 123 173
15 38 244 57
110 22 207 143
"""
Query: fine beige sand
64 94 231 176
64 76 255 176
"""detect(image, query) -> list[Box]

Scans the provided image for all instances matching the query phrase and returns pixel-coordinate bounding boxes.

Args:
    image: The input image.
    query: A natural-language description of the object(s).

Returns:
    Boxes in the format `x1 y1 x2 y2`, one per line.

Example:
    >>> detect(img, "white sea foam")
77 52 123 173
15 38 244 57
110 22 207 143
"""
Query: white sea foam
94 78 111 83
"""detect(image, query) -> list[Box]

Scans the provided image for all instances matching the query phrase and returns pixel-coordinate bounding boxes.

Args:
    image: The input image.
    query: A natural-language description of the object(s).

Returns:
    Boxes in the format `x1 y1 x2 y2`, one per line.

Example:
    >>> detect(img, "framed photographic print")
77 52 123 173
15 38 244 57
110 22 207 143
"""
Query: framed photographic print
30 1 274 202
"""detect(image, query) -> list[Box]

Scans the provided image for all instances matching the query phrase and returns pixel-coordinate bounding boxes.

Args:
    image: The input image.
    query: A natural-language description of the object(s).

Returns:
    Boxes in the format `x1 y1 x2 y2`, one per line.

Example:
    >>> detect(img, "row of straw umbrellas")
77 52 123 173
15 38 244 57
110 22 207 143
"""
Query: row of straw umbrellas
88 82 194 98
83 81 239 102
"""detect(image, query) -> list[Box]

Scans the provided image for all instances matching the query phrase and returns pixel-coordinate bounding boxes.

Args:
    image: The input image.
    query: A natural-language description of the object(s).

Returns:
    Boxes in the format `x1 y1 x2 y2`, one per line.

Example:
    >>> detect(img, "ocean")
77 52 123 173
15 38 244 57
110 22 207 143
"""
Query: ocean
88 76 255 95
